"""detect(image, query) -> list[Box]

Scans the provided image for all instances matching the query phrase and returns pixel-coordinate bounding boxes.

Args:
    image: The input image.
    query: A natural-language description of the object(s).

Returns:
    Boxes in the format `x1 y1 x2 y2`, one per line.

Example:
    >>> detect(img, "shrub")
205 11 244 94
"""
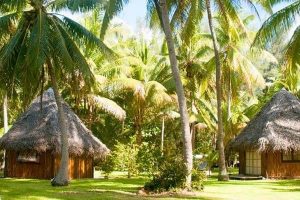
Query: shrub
136 142 161 174
113 138 139 178
191 169 206 190
144 155 207 192
144 156 187 192
98 154 115 178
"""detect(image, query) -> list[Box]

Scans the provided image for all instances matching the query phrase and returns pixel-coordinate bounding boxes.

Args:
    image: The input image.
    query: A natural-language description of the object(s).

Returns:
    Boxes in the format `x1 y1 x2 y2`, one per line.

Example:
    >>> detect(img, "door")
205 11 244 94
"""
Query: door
246 151 261 175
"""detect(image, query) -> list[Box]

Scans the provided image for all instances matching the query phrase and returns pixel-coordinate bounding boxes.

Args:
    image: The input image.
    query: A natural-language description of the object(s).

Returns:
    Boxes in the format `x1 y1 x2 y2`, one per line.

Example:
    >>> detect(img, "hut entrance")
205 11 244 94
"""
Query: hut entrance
246 151 261 175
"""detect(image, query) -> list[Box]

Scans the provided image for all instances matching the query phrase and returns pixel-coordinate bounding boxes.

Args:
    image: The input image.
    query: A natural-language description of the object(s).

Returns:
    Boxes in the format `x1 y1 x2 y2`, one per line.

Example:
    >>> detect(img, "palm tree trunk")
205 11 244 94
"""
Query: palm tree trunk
227 67 231 120
161 116 165 156
158 0 193 188
191 122 195 151
206 0 228 181
48 60 69 186
2 93 8 170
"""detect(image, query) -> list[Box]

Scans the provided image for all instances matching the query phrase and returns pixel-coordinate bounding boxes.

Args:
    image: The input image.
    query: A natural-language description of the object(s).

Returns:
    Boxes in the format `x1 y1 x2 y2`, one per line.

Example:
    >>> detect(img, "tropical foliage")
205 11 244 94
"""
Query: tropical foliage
0 0 299 192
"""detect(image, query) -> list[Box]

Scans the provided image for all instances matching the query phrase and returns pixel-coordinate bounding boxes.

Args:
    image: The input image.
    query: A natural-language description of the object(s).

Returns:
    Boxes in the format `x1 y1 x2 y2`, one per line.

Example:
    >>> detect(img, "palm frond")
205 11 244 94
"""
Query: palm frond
88 94 126 121
145 81 173 106
0 0 27 11
100 0 129 39
181 0 202 44
282 25 300 91
0 12 20 40
25 10 49 72
253 1 300 48
47 16 74 71
50 0 101 12
54 15 115 57
54 17 95 86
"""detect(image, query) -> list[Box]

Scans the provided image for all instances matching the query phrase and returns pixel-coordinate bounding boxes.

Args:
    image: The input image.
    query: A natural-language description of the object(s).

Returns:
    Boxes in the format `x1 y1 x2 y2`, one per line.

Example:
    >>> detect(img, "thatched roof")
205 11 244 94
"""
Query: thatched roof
230 89 300 152
0 88 109 158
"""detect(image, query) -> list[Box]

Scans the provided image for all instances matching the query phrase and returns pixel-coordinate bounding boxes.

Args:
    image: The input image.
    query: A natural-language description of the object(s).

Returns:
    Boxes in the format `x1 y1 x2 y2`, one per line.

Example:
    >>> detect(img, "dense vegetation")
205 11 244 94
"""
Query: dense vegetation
0 0 299 193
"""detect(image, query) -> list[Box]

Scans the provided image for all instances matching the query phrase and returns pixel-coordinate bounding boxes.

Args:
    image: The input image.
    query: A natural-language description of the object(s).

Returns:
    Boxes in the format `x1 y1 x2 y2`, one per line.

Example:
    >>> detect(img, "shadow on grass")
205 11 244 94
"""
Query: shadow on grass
0 177 213 200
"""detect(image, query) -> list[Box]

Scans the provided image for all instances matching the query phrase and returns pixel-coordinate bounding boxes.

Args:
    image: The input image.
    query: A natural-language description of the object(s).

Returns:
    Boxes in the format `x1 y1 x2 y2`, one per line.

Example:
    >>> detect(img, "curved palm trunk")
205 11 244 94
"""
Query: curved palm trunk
48 60 69 186
2 93 8 170
158 0 193 188
206 0 228 181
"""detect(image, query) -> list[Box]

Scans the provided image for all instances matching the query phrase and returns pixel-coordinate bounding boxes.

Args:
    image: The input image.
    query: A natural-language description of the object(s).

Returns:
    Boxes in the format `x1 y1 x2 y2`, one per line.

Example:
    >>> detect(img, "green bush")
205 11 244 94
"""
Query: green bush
144 155 207 192
98 154 115 178
136 142 161 174
113 138 139 178
144 157 187 192
191 169 206 190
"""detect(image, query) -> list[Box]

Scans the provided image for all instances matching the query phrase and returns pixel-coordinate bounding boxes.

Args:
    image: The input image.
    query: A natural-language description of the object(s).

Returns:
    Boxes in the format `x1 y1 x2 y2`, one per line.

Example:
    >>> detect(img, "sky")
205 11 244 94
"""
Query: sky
62 1 291 34
118 0 148 29
116 1 290 31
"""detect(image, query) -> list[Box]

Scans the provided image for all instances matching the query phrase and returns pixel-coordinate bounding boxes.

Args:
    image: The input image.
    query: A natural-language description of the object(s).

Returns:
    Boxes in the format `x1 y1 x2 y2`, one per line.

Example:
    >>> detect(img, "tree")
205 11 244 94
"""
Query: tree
147 0 267 181
0 0 112 186
254 0 300 92
155 0 193 188
204 0 229 181
101 40 175 145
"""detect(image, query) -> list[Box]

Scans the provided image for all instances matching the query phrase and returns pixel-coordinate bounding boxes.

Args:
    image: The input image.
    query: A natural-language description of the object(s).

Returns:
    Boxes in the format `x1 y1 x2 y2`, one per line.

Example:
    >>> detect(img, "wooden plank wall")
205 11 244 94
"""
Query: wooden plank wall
261 152 267 177
264 151 300 178
5 150 54 179
53 155 93 179
239 150 246 174
5 151 94 179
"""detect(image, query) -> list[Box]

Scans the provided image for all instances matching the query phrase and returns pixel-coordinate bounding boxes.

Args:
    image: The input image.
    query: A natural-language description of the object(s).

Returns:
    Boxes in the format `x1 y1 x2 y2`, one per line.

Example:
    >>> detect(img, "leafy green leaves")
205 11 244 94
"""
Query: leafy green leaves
26 10 49 73
0 2 115 103
0 0 27 11
50 0 101 12
0 12 20 40
100 0 129 39
56 15 115 57
254 1 300 47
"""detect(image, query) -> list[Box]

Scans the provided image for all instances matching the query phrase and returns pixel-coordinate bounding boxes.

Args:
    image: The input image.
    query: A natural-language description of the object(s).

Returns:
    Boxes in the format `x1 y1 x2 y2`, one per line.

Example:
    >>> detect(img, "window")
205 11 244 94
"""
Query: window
282 151 300 162
246 151 261 175
17 152 40 163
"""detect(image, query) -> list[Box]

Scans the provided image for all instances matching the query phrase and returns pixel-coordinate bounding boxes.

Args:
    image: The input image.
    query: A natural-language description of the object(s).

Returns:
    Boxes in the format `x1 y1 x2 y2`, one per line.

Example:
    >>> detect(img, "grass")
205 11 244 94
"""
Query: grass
0 172 300 200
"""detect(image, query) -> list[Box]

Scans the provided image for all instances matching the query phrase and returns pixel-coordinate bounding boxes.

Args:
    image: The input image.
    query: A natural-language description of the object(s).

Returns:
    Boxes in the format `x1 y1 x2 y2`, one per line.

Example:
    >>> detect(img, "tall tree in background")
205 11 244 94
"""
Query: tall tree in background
0 0 112 186
156 0 193 188
147 0 265 181
205 0 228 181
99 0 193 187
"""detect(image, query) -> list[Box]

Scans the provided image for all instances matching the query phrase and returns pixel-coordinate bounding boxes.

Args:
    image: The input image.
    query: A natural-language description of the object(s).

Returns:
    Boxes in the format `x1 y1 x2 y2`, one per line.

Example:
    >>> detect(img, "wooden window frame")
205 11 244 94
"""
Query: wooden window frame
281 150 300 163
17 152 40 164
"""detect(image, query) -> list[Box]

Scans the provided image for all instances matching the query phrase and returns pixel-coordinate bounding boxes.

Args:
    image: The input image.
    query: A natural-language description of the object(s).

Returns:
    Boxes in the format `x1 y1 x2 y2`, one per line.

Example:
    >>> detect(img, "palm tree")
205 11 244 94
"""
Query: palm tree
0 91 8 170
100 0 129 39
254 1 300 93
97 0 195 187
147 0 265 181
154 0 193 188
0 0 112 186
99 39 175 145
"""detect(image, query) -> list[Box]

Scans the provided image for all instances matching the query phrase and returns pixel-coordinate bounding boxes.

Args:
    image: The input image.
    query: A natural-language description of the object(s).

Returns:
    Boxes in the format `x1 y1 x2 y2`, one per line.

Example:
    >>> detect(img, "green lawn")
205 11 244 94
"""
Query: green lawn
0 173 300 200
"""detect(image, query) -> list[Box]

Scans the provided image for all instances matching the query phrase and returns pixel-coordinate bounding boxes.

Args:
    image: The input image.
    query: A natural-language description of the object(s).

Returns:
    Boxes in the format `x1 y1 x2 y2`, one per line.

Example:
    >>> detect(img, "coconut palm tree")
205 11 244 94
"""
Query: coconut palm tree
146 0 265 181
254 0 300 93
98 39 176 145
98 0 194 188
152 0 193 188
0 0 112 186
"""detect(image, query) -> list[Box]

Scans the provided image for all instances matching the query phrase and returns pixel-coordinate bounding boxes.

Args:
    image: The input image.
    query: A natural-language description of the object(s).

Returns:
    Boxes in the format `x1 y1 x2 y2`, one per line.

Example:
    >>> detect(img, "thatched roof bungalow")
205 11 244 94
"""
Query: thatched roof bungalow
230 89 300 178
0 88 109 179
